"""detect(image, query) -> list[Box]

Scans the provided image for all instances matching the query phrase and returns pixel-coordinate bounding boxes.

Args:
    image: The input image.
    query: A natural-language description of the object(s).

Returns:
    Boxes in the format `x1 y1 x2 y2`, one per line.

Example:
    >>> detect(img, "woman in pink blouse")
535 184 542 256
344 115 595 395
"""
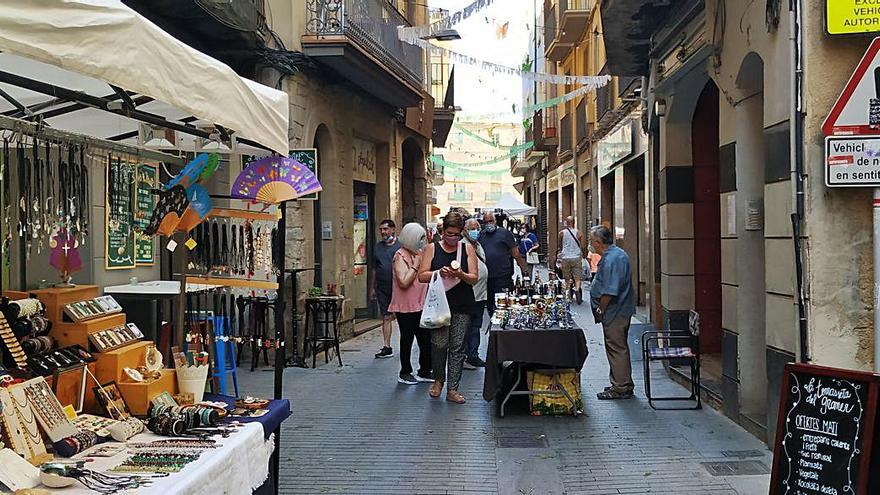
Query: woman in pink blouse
388 223 432 385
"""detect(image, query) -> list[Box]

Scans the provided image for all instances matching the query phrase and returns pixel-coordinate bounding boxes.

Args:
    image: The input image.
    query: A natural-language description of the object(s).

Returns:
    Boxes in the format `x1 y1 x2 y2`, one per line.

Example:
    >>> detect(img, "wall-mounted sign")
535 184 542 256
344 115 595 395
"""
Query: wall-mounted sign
598 121 634 177
289 149 319 200
105 157 136 270
825 136 880 186
352 138 377 183
561 166 576 187
133 164 157 265
322 221 333 240
823 37 880 135
826 1 880 36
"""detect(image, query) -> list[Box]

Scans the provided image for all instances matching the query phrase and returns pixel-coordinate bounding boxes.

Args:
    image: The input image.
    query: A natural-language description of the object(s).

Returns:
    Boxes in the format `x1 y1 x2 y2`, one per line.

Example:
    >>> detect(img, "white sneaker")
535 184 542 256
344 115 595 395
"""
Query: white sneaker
397 373 418 385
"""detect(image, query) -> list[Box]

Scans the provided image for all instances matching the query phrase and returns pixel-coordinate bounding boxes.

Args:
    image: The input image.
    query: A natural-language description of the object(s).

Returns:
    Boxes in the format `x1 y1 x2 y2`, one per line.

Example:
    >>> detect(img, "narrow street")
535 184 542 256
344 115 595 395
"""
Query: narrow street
240 305 771 494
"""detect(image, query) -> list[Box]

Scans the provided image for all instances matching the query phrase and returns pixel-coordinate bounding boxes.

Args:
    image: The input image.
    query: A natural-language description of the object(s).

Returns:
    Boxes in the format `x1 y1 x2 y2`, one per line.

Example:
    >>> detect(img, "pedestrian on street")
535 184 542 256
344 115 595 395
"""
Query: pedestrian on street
462 217 489 369
371 219 401 359
556 216 586 304
589 225 636 400
520 224 540 279
479 211 528 319
389 223 433 385
418 211 478 404
586 247 601 283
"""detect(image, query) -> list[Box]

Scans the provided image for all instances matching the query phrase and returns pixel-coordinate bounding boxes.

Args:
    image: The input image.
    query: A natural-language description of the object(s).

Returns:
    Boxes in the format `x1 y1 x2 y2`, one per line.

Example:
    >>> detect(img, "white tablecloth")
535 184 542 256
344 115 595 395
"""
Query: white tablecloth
56 423 274 495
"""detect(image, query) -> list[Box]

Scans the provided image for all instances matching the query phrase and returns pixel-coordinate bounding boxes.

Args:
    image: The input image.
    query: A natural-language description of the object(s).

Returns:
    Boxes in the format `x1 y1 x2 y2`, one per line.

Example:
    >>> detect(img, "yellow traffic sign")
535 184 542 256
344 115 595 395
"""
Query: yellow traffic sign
827 0 880 35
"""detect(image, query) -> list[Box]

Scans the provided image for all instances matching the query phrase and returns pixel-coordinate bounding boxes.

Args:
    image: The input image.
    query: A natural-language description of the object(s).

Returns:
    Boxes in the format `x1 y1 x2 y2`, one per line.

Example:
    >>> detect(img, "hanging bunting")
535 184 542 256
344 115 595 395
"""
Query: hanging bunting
431 141 534 169
398 0 497 40
399 35 613 87
453 124 514 149
461 84 604 122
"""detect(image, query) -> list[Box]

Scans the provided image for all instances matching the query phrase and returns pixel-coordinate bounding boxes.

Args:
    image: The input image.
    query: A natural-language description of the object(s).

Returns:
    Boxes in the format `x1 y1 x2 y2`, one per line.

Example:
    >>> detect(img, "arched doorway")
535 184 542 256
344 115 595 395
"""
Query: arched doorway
313 124 334 287
401 138 424 223
691 81 722 357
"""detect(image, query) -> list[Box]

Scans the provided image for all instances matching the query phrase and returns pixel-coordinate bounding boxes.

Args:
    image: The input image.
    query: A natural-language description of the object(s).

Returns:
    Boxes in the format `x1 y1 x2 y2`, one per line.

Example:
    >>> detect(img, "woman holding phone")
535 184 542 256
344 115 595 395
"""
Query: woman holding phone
418 211 478 404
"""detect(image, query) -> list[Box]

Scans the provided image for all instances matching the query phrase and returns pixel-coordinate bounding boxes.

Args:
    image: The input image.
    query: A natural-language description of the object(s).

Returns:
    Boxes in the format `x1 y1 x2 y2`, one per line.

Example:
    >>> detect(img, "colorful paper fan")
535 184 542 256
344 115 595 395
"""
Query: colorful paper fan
165 153 218 190
231 156 322 204
177 184 213 232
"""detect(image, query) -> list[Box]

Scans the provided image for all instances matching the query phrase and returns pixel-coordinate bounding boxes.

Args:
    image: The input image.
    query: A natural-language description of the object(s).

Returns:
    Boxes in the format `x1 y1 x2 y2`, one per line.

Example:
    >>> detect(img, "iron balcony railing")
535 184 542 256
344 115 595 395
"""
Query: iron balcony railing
576 98 587 144
448 191 474 201
561 0 591 13
596 66 613 121
306 0 425 90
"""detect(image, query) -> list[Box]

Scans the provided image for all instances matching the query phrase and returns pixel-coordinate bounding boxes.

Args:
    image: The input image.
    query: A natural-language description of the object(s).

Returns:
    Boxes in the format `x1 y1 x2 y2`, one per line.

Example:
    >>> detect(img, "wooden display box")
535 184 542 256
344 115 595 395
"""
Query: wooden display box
45 362 98 413
94 340 154 386
30 285 100 323
52 314 128 348
117 369 177 416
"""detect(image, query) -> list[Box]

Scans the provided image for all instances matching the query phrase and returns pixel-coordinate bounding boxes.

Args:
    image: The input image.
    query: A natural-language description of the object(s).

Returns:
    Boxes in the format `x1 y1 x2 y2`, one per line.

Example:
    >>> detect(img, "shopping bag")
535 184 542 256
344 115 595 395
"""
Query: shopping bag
527 369 583 415
420 271 452 329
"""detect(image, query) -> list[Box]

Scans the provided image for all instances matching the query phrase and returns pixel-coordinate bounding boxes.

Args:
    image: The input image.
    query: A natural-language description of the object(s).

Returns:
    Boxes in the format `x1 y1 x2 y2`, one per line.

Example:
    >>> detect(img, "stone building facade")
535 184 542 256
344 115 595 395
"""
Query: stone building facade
602 0 879 445
269 0 443 348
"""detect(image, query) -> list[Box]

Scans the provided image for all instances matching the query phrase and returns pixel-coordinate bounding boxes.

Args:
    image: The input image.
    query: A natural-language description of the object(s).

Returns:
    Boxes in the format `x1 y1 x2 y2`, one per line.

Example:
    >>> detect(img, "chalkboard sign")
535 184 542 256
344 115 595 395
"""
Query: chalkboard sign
770 363 879 495
289 149 319 200
105 156 136 269
133 164 157 265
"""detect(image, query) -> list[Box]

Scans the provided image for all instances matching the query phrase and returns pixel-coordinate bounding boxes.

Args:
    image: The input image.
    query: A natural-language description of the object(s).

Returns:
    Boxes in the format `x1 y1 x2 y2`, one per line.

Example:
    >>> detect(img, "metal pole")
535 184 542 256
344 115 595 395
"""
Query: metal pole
874 188 880 372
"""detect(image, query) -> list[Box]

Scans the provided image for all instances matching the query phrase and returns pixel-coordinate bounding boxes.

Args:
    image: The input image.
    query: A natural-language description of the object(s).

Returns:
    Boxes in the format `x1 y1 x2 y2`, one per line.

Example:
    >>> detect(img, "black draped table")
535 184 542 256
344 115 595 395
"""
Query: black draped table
482 325 588 417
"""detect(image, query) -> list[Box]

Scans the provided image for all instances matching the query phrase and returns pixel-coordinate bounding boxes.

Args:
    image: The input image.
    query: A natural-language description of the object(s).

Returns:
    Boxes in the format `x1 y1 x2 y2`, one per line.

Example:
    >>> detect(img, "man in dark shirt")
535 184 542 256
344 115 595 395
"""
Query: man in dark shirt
479 211 527 319
371 219 400 359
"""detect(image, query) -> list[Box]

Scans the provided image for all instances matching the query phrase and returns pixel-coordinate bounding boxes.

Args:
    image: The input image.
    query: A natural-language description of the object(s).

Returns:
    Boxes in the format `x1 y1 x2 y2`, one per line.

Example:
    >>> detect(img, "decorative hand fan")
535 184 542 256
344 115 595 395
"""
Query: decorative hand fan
144 185 189 237
49 229 83 287
165 153 218 190
177 184 213 232
231 156 322 204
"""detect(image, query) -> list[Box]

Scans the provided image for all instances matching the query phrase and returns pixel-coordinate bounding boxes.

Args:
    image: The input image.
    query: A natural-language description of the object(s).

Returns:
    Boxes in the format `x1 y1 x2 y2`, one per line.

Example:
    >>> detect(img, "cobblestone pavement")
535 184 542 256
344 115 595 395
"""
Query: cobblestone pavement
238 300 771 494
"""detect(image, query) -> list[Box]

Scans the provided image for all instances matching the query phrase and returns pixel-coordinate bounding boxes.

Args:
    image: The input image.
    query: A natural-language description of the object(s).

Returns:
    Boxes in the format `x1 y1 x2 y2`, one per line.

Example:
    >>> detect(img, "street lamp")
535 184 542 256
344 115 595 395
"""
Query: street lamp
423 29 461 41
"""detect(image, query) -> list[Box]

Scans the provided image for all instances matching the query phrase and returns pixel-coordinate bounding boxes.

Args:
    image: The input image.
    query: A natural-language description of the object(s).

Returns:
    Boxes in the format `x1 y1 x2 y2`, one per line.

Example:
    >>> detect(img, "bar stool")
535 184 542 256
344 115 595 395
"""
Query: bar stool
304 296 344 368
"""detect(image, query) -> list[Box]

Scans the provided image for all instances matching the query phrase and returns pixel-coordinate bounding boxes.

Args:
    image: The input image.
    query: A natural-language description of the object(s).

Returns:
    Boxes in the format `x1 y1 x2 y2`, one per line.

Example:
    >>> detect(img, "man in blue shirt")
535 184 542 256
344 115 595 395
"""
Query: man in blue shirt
589 225 636 399
479 211 528 319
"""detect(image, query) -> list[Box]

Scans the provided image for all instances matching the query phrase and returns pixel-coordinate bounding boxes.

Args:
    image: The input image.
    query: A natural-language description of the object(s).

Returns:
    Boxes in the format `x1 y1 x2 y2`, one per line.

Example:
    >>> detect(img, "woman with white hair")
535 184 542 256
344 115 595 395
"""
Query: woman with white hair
388 222 433 385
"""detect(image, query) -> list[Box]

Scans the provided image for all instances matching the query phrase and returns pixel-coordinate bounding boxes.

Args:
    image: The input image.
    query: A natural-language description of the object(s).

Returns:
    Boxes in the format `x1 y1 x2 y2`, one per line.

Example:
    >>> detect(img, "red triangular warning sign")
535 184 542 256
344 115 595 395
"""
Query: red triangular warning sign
823 37 880 136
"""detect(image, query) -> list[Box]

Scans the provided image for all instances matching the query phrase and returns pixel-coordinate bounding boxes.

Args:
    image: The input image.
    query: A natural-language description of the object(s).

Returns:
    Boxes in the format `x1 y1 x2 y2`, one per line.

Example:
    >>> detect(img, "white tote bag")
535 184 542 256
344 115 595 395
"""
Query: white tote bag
420 271 452 329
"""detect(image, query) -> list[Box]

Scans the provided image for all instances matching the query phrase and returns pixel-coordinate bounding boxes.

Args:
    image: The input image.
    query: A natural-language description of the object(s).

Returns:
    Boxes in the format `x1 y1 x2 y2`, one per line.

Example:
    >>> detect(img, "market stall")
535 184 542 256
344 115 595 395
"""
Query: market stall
0 2 304 493
482 277 588 417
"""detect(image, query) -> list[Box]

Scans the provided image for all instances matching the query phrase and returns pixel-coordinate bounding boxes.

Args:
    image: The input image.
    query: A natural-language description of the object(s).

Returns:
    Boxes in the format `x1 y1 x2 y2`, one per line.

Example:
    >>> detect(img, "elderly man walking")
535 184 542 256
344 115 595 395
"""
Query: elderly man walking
589 225 636 400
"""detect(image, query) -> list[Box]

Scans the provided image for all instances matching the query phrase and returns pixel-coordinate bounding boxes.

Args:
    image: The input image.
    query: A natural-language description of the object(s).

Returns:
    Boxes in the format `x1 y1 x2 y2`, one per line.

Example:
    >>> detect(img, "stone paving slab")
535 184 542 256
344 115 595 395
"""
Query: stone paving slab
237 295 771 494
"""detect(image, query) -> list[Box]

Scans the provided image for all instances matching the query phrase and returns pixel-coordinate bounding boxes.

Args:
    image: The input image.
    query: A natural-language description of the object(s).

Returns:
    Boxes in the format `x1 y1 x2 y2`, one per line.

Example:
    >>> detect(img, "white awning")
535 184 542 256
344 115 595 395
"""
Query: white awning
490 192 537 216
0 0 289 154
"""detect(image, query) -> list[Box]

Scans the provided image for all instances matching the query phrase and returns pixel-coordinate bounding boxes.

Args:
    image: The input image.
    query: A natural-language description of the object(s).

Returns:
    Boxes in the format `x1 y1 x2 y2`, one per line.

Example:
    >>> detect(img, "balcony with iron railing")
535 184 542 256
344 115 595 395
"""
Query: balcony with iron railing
303 0 426 108
558 0 592 44
544 3 573 61
448 191 474 202
530 107 559 152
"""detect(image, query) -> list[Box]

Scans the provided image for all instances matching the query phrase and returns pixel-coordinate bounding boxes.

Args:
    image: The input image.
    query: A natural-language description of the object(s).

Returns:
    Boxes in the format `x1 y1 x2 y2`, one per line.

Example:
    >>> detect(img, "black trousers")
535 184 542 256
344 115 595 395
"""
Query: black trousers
486 276 514 317
396 312 432 377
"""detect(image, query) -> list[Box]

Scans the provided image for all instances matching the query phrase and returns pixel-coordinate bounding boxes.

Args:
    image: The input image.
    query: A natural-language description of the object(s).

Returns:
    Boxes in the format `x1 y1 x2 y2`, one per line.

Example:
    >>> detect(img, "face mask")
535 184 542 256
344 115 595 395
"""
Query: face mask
485 224 497 233
467 230 480 241
382 233 395 243
443 234 461 247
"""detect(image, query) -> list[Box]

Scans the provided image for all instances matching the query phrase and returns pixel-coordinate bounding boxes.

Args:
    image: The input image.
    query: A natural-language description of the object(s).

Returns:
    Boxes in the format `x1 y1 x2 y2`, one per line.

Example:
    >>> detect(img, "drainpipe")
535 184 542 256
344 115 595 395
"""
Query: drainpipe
789 0 809 363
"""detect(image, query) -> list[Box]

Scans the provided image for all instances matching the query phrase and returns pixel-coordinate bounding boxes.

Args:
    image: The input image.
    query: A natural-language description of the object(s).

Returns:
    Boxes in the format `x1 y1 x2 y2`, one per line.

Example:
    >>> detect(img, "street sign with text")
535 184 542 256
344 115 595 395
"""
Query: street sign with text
825 135 880 186
827 0 880 36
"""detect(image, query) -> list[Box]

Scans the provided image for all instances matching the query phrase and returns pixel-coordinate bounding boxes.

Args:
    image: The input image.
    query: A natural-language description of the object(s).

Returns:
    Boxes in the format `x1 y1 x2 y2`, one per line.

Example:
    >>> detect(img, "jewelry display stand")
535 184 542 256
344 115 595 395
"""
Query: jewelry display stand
31 286 126 349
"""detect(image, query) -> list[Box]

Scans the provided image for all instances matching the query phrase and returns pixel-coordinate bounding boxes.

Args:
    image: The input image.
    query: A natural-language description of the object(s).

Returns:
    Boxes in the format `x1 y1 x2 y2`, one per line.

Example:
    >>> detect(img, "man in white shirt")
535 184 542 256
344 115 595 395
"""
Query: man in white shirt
556 216 586 304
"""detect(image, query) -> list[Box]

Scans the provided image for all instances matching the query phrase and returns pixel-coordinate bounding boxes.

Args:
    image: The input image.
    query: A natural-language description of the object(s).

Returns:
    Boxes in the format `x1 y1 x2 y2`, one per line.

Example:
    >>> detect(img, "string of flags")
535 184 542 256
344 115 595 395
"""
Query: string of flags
460 84 609 122
431 141 535 170
452 123 514 149
397 0 498 40
401 34 613 87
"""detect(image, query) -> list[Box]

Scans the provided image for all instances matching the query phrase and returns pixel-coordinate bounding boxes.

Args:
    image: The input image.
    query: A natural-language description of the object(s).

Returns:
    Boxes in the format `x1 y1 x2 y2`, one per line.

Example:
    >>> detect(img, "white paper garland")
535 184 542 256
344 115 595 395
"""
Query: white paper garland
398 0 497 40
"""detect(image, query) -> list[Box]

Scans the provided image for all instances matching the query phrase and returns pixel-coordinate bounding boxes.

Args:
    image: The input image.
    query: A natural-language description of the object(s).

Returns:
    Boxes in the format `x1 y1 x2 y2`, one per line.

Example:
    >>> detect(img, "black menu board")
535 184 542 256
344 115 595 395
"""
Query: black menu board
770 363 879 495
105 156 136 269
133 164 157 265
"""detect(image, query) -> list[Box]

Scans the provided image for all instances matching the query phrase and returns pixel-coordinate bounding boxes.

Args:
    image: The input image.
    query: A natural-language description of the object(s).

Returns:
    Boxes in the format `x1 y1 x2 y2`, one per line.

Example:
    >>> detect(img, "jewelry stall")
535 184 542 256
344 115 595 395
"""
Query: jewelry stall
0 115 312 493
